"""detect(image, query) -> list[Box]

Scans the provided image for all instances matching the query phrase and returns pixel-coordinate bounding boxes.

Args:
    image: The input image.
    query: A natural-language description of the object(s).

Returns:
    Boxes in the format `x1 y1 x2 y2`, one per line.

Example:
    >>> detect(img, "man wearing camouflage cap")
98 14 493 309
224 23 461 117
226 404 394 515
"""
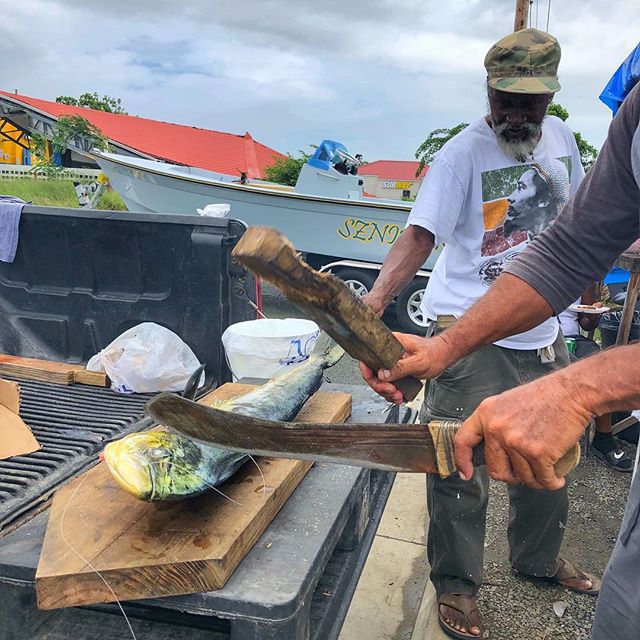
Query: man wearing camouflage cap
362 29 598 638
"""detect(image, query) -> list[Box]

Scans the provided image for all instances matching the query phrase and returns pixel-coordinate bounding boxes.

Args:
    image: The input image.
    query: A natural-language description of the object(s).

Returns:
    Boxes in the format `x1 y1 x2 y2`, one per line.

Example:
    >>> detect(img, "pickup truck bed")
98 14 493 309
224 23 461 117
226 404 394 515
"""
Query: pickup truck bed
0 206 395 639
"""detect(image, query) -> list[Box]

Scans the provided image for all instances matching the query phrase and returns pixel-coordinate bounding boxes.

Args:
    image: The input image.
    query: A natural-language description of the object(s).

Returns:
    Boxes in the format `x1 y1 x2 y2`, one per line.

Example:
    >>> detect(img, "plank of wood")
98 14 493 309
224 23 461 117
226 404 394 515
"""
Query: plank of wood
0 355 109 387
35 384 352 609
70 367 109 387
232 227 423 402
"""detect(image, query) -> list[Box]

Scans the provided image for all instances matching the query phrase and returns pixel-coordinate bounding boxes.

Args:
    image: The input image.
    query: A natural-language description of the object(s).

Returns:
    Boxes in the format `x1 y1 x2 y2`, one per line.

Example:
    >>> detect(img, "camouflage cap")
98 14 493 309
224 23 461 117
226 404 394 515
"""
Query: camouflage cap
484 28 561 94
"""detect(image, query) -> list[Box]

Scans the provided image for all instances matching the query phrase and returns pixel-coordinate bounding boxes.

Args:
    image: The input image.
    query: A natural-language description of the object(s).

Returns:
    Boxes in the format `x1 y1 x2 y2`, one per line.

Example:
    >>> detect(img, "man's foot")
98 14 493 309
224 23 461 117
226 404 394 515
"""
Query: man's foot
592 432 634 472
551 557 601 595
438 593 483 639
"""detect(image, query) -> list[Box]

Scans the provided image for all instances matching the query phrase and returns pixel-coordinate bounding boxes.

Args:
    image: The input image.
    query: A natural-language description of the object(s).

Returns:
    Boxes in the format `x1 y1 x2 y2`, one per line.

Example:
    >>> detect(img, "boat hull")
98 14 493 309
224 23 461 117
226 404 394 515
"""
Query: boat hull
97 153 439 269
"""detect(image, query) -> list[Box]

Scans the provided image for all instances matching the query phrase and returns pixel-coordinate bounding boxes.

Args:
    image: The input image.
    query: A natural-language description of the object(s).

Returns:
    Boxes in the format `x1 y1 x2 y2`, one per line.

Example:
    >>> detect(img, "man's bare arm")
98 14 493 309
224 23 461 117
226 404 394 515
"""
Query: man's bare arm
360 272 553 402
437 272 553 366
455 343 640 489
361 225 435 315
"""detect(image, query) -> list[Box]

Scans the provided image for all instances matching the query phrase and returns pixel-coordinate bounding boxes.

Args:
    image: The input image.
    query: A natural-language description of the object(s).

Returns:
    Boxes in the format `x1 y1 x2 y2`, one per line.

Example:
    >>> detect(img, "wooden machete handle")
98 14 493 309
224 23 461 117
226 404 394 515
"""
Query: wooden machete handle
428 419 581 479
232 227 424 401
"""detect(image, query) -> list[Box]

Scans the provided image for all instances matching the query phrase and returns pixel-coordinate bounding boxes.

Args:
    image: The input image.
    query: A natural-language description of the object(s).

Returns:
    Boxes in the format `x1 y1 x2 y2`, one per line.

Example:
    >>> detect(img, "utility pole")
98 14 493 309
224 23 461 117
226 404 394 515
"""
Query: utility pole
514 0 531 31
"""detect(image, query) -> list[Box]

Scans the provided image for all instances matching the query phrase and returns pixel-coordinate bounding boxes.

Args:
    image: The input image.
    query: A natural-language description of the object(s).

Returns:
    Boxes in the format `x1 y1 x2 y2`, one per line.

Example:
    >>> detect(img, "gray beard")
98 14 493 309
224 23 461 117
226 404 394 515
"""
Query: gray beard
492 121 542 162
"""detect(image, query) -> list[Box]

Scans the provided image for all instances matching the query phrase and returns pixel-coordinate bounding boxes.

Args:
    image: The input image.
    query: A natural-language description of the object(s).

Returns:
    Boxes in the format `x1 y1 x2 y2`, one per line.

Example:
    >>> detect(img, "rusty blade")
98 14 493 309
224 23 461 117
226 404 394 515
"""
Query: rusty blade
145 393 440 473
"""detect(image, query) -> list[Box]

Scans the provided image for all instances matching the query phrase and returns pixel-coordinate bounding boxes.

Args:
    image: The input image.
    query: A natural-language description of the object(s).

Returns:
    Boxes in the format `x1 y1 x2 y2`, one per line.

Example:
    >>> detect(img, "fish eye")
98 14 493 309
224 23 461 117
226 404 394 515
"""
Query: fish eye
143 447 170 460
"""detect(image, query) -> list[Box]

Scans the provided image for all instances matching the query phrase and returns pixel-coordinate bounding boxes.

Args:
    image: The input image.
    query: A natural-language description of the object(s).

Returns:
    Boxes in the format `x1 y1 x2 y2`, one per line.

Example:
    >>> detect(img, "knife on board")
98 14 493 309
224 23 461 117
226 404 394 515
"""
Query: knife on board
231 226 424 403
144 393 580 479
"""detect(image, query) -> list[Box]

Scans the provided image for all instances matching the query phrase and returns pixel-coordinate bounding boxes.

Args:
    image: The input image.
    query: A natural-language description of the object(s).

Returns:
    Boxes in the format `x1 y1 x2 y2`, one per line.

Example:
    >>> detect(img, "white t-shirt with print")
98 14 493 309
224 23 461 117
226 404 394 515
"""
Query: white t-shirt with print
558 298 581 337
407 115 584 350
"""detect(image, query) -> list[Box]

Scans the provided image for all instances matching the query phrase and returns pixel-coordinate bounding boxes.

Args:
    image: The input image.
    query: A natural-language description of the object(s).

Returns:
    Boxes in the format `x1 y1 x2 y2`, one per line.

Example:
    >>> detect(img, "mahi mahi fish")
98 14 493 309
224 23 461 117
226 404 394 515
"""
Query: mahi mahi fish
102 335 344 501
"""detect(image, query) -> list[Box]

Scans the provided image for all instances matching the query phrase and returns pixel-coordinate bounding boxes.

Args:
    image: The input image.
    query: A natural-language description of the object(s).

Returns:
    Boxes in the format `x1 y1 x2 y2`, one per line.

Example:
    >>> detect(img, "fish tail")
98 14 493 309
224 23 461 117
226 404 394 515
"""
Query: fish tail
311 332 345 369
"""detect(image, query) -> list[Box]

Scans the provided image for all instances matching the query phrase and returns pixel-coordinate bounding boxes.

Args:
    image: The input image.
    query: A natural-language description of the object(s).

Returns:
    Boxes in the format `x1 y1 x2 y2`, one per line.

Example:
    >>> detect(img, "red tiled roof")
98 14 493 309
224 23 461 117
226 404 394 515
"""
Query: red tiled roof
359 160 427 180
0 91 285 178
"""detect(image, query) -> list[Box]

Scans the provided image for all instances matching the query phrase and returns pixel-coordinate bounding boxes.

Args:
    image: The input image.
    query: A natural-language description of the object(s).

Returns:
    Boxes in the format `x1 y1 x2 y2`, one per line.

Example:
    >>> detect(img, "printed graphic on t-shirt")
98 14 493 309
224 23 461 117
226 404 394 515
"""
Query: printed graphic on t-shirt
478 157 571 286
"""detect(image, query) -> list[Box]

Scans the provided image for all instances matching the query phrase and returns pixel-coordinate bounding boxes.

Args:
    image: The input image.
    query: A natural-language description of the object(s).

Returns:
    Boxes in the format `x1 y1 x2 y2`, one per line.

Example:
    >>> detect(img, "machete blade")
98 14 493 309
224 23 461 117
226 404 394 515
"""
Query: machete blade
144 392 439 473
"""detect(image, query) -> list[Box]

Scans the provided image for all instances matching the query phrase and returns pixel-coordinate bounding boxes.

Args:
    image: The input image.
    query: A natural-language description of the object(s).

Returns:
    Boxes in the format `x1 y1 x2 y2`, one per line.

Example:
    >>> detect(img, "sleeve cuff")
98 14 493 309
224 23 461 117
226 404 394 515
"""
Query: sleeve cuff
504 261 577 316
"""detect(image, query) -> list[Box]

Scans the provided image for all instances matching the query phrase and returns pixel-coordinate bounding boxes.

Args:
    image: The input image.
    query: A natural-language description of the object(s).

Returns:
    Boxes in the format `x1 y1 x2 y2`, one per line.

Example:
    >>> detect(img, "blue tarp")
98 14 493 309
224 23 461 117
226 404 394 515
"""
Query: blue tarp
604 267 630 285
599 42 640 114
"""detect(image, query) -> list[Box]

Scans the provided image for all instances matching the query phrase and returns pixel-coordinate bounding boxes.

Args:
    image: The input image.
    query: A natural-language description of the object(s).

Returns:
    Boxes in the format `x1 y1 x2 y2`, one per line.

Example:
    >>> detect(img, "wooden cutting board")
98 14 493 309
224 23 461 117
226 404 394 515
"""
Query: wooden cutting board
35 383 352 610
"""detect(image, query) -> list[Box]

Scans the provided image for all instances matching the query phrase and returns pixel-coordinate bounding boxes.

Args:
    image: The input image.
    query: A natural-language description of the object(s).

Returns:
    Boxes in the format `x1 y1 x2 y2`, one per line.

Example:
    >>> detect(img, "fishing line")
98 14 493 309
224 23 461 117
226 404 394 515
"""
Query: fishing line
141 454 244 506
247 454 268 501
59 450 271 639
60 472 138 640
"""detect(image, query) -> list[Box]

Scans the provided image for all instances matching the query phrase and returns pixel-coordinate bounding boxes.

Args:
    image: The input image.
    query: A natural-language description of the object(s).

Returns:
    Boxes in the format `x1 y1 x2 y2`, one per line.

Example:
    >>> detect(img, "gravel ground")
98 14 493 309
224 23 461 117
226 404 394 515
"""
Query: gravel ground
261 283 635 639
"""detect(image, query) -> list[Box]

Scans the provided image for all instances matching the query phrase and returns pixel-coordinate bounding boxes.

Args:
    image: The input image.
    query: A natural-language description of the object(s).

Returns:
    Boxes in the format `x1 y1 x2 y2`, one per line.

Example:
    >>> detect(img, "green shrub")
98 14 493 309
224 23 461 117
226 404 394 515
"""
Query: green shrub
96 190 127 211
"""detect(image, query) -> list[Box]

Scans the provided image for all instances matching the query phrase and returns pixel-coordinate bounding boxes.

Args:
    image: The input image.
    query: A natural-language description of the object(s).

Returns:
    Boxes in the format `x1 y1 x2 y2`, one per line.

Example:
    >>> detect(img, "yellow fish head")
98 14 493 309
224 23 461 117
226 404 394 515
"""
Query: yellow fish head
103 432 174 500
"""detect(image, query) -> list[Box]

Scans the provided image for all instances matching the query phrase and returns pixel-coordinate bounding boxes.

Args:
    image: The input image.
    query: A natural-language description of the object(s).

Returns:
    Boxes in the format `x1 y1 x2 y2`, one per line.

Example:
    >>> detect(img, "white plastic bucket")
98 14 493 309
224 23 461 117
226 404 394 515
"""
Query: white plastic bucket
221 318 320 381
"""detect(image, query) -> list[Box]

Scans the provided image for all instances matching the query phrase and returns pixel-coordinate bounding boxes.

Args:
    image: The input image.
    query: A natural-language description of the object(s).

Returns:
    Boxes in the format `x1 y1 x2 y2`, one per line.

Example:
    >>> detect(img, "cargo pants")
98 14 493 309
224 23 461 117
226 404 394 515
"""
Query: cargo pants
420 329 571 596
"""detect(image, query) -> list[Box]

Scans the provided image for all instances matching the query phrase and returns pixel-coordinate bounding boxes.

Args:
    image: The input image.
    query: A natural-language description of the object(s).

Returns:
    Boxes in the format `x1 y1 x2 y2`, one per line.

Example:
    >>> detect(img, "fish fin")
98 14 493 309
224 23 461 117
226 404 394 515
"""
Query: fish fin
312 332 345 368
205 397 228 410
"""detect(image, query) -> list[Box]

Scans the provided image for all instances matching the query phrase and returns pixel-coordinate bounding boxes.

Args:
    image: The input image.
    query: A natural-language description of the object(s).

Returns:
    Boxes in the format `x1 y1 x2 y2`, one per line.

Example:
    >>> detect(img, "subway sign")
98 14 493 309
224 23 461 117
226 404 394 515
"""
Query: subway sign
381 180 414 189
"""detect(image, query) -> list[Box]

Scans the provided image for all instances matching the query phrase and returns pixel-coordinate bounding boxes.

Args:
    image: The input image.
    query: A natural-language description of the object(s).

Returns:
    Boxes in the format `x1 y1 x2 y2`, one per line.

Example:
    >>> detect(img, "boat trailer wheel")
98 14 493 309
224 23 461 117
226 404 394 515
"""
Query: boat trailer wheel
334 268 376 298
395 279 429 333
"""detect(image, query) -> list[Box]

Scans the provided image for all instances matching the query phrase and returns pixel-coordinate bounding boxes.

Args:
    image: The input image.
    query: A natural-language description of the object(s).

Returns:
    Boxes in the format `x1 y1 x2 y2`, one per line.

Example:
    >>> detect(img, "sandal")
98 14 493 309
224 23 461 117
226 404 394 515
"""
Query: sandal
437 593 484 639
551 557 601 596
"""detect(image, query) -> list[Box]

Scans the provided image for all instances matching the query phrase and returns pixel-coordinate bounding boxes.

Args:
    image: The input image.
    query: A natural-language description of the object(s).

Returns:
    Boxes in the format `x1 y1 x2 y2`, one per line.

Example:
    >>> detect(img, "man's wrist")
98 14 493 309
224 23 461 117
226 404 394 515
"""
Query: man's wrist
367 285 393 310
434 328 469 371
429 333 459 376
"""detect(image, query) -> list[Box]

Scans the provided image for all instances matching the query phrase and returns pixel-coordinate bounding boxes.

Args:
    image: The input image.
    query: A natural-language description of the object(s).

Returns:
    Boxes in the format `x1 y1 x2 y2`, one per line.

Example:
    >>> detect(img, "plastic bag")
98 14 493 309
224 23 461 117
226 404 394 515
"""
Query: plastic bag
87 322 203 393
196 203 230 217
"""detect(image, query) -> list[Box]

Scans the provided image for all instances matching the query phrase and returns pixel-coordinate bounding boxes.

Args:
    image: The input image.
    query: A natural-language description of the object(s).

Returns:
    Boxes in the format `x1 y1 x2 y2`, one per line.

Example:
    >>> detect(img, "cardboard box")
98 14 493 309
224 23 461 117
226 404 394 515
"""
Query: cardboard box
0 378 40 459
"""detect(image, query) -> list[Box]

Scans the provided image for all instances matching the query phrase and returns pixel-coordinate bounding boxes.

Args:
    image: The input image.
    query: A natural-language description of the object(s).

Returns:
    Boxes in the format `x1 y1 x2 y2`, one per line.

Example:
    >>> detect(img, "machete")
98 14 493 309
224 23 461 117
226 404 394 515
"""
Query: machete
144 393 580 479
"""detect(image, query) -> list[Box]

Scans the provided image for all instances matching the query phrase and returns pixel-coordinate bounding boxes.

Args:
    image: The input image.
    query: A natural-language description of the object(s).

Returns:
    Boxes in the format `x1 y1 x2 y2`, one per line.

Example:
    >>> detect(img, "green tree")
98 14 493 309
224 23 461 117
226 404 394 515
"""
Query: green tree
29 115 109 178
547 102 598 169
263 149 313 186
414 123 469 176
56 92 127 114
547 102 569 121
52 115 109 153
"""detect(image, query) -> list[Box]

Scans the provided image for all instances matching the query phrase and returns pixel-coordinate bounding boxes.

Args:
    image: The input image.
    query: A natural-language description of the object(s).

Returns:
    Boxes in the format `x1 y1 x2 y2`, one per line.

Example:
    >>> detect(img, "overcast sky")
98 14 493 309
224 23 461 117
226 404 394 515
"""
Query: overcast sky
2 0 638 161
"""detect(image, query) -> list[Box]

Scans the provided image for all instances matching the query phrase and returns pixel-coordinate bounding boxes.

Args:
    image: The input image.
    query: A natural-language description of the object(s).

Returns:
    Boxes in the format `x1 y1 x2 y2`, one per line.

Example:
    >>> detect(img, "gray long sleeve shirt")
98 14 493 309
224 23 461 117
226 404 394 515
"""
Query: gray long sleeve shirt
506 83 640 312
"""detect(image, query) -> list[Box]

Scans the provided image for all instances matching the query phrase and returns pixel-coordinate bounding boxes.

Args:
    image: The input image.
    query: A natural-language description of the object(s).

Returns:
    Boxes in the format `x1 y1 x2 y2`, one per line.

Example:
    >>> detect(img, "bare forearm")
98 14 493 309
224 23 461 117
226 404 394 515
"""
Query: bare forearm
369 225 434 308
566 344 640 416
437 273 553 367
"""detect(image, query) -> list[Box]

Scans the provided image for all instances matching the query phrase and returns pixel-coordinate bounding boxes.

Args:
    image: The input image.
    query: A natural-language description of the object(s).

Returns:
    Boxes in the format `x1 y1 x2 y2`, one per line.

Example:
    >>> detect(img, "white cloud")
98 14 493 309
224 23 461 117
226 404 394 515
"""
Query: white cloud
0 0 637 160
